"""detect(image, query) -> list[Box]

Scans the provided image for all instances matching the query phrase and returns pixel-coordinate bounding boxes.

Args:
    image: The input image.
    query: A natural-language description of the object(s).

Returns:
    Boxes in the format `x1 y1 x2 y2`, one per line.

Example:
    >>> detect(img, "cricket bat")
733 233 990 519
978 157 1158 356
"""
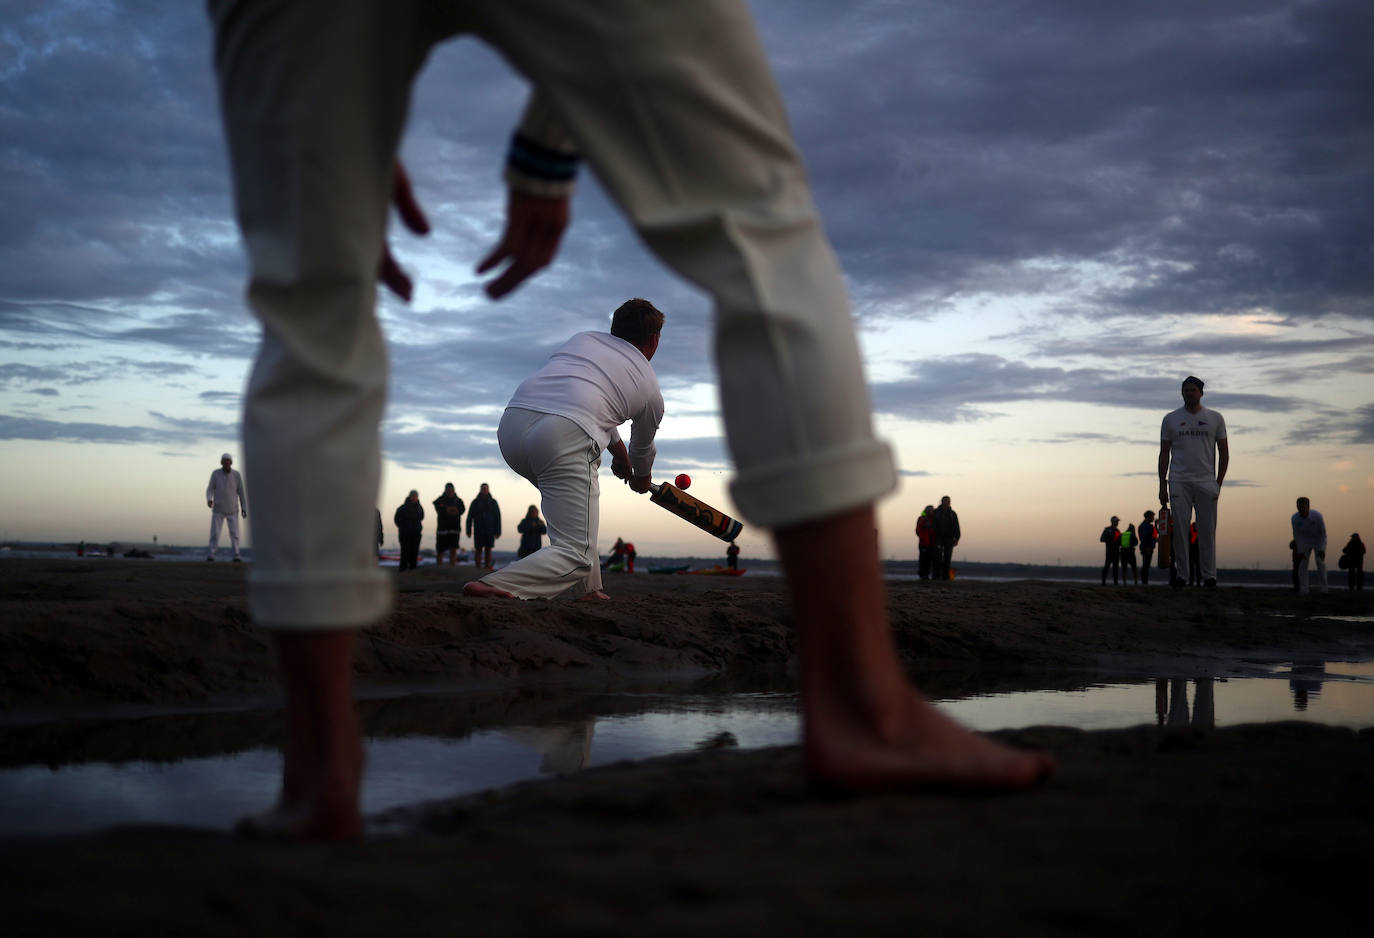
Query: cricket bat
648 482 743 542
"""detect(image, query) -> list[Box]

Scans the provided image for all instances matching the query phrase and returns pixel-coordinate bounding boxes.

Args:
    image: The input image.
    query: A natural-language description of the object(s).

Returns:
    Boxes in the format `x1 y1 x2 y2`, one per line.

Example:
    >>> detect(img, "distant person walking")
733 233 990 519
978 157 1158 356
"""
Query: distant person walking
915 505 936 580
432 483 465 566
1120 523 1138 584
1340 533 1365 590
517 505 547 558
932 496 960 581
1100 516 1121 585
206 453 248 562
394 490 424 572
1290 497 1328 595
727 540 741 570
466 483 502 569
1158 376 1229 589
1138 511 1158 585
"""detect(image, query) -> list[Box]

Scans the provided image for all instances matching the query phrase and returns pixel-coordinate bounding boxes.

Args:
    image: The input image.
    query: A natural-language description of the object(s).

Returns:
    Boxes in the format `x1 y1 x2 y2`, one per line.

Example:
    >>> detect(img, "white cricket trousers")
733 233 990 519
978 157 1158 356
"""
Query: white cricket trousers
481 409 603 599
1169 479 1219 584
210 0 897 628
208 511 242 557
1294 541 1328 594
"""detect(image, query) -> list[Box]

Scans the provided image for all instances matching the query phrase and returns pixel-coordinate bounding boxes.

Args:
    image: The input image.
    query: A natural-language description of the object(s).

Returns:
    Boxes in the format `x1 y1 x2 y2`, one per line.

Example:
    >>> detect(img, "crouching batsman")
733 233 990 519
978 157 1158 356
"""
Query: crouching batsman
209 0 1053 840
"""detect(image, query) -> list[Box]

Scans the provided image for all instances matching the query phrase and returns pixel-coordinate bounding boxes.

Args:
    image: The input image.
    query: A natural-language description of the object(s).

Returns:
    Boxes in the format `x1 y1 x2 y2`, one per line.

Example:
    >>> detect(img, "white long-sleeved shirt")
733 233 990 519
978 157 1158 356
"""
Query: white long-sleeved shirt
207 467 248 515
506 332 663 476
1291 509 1326 550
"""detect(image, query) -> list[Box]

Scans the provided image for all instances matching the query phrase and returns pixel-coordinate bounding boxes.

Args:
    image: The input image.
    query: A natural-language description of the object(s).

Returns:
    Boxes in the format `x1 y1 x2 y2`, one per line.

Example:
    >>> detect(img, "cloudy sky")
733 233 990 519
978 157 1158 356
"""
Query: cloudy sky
2 0 1371 567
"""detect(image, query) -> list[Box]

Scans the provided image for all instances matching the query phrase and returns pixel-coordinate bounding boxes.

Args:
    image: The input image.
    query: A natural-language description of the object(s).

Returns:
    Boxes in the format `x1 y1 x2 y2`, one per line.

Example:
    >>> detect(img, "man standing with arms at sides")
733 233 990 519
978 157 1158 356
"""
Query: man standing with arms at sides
915 505 935 580
206 452 248 562
1290 497 1328 595
1138 510 1158 585
932 496 961 581
209 0 1051 840
464 299 664 601
1158 377 1229 589
1099 516 1121 585
466 483 501 569
432 483 465 566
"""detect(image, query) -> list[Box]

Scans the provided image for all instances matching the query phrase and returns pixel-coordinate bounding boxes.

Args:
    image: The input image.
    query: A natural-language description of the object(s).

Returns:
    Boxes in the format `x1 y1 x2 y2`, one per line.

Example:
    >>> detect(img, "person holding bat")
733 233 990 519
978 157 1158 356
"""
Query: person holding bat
463 299 664 601
210 0 1051 840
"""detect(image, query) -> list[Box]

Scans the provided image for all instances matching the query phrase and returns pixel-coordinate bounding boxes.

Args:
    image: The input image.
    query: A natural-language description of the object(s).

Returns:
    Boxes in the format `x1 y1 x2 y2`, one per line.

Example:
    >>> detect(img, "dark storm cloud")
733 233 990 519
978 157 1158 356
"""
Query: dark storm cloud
0 414 192 446
1029 329 1374 361
3 0 1370 463
752 0 1373 322
871 353 1297 421
0 358 197 388
27 388 58 397
1287 402 1374 445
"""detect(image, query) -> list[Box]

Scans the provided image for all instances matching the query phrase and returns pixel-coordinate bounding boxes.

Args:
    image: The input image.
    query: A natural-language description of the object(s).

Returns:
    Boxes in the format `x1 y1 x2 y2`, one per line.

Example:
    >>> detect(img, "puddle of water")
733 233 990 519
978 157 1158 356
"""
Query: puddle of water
3 671 1372 836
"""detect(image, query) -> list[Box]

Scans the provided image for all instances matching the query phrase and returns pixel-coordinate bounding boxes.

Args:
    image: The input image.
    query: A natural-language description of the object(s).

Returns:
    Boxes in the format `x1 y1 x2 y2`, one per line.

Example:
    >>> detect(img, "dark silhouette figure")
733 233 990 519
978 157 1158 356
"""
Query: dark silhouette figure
1340 533 1365 591
393 490 423 571
932 496 960 581
1138 511 1157 585
1100 516 1121 585
516 505 547 558
1120 522 1139 584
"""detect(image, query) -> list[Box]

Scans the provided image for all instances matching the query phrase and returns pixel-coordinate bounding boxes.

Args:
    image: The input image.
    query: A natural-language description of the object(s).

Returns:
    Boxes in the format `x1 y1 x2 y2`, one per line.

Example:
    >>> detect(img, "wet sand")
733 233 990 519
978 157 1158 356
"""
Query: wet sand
1 557 1371 934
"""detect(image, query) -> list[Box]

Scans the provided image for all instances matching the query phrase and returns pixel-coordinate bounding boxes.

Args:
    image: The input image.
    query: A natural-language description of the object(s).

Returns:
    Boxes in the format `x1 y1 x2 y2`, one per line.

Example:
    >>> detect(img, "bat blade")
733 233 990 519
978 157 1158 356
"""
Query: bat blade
648 483 743 541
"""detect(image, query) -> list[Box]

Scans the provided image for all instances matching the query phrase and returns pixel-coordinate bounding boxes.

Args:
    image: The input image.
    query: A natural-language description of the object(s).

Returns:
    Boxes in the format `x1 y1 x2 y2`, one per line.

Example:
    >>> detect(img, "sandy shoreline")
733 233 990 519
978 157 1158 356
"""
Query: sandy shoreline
2 557 1371 934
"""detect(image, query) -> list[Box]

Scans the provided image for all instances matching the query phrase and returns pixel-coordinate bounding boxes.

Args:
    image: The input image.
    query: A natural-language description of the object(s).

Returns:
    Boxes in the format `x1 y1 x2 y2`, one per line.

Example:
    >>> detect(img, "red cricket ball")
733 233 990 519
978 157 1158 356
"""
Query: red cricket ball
674 473 692 490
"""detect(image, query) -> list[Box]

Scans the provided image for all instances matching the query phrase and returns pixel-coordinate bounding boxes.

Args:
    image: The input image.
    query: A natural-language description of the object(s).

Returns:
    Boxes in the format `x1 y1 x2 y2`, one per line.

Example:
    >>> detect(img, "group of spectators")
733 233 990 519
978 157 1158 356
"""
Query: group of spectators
914 496 961 581
1100 511 1167 585
388 483 536 572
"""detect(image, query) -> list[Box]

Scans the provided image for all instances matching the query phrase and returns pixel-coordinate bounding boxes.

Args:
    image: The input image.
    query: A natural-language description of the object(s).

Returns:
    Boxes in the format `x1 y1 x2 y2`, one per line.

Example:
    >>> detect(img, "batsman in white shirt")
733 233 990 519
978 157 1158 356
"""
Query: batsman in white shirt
465 299 665 600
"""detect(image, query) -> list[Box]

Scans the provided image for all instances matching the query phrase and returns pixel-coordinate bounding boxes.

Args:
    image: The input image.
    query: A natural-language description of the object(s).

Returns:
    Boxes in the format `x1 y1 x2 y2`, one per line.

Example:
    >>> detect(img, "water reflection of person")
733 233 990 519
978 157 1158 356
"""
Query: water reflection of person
1161 677 1214 728
1288 660 1326 712
504 721 595 775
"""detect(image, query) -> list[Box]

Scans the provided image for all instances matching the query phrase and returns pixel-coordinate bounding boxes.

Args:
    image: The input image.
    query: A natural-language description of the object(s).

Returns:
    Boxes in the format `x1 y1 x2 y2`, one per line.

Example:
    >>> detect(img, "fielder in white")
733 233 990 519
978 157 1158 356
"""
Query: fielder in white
466 300 664 601
206 452 249 562
1158 376 1229 588
1290 497 1328 595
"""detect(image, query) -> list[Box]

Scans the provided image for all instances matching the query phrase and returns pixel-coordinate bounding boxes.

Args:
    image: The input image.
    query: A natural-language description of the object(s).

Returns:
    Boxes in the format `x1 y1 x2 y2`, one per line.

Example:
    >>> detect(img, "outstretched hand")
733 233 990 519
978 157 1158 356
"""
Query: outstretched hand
378 162 431 302
477 189 569 299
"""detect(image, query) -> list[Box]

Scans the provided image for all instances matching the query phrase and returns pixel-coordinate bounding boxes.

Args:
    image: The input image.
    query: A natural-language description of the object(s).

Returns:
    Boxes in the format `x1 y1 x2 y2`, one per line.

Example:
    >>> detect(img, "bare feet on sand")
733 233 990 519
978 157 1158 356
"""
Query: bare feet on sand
577 590 611 601
802 688 1055 794
463 580 514 598
779 504 1055 796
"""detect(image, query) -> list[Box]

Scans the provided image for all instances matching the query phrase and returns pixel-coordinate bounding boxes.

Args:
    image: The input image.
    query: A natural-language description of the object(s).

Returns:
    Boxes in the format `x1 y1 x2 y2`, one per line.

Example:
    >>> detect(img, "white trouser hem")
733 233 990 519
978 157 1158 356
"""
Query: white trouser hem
730 438 897 529
249 570 395 629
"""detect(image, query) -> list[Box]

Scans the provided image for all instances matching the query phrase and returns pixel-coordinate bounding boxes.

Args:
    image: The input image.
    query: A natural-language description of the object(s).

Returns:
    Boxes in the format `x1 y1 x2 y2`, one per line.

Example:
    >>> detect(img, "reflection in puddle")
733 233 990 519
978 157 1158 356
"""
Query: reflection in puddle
3 669 1372 836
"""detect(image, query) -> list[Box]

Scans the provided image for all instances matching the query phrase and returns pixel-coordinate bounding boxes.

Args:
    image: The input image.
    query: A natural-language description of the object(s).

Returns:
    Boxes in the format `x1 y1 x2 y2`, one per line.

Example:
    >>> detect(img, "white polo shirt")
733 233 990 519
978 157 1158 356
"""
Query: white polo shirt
507 332 664 476
1161 405 1227 482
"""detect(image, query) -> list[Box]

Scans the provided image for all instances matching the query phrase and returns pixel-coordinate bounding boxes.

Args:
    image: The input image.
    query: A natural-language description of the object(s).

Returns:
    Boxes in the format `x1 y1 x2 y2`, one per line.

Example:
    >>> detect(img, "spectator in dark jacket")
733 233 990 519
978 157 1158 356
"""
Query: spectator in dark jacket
915 505 936 580
432 483 466 566
1100 516 1121 585
1341 533 1365 591
932 496 961 581
1138 511 1158 584
394 490 424 571
466 483 501 569
517 505 547 558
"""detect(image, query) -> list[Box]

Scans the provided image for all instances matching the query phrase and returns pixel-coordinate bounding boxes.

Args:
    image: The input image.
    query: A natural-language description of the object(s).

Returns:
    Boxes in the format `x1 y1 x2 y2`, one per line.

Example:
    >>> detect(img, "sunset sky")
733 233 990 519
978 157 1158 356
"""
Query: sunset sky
2 0 1370 567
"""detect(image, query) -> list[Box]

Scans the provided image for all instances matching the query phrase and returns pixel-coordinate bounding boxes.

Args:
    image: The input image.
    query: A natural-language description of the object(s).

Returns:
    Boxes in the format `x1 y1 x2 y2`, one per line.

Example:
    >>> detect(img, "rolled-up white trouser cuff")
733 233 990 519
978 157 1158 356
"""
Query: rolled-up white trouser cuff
250 570 394 630
730 438 898 529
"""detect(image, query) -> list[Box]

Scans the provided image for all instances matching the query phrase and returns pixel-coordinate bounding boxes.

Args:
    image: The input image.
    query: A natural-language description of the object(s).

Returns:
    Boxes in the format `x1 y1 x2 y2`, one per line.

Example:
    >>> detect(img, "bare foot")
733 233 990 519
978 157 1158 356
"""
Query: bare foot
463 580 514 598
803 689 1055 795
577 590 611 601
236 793 362 842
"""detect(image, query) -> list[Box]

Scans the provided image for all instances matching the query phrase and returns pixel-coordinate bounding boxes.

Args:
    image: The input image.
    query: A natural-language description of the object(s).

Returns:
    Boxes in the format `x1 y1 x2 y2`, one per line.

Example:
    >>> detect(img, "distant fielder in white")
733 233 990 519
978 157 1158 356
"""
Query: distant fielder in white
206 452 249 562
1158 376 1229 588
